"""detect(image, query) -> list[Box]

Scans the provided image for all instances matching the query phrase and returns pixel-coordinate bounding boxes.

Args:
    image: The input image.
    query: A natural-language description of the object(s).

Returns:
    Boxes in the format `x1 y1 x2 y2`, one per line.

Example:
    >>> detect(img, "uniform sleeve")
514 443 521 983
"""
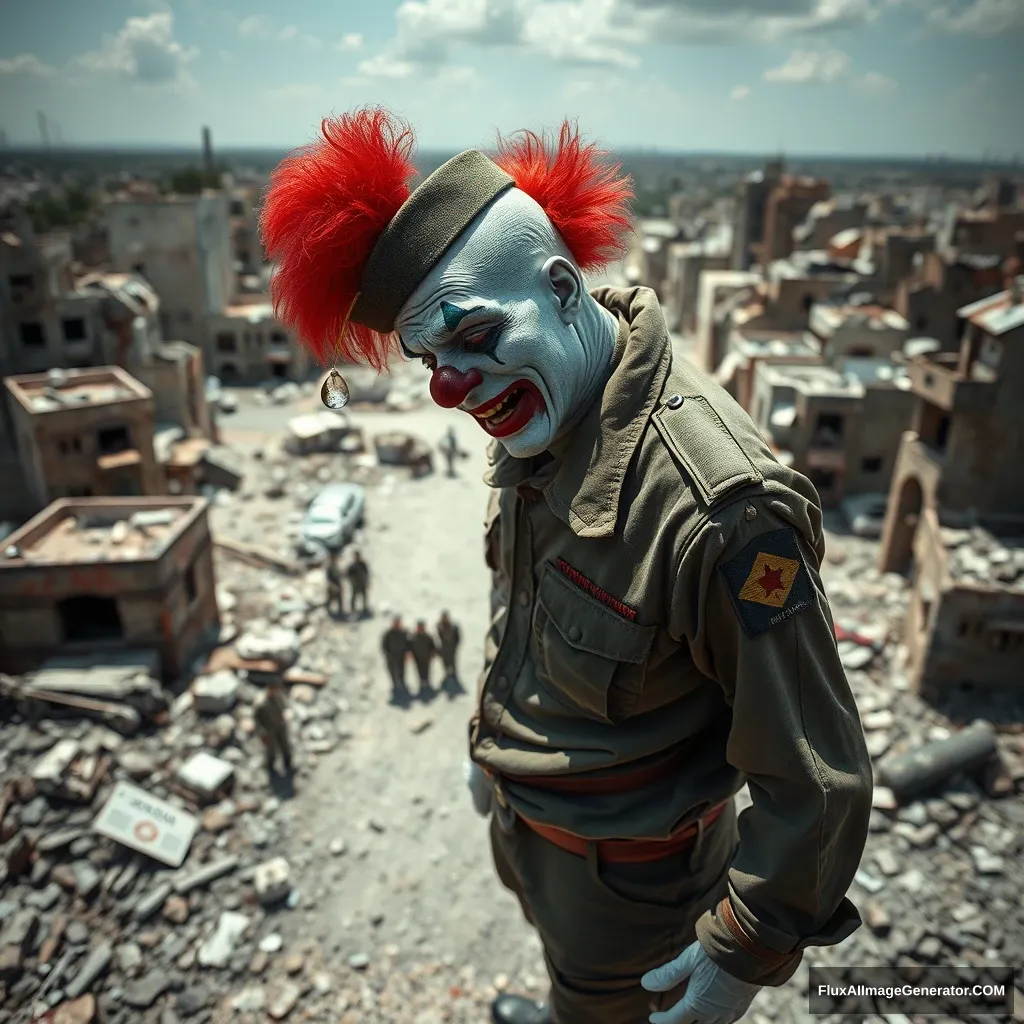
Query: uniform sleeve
674 492 872 987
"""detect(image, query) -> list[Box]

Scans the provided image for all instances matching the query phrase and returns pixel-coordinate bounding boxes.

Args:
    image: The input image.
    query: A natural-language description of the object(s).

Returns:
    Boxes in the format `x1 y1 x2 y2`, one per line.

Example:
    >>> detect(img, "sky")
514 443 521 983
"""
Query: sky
0 0 1022 158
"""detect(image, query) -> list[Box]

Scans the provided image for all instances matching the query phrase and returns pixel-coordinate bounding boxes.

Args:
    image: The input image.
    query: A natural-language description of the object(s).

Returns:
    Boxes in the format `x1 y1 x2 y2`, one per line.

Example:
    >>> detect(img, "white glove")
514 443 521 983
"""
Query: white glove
641 939 761 1024
464 758 493 817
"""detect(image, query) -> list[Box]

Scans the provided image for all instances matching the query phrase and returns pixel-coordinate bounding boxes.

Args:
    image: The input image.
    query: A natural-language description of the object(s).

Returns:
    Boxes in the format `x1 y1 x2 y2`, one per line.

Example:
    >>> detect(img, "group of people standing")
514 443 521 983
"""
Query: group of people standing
381 612 461 703
326 549 370 618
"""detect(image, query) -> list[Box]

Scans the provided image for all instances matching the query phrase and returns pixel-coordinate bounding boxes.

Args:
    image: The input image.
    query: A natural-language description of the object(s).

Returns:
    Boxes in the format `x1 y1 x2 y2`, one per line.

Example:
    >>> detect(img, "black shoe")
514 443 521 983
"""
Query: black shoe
490 994 552 1024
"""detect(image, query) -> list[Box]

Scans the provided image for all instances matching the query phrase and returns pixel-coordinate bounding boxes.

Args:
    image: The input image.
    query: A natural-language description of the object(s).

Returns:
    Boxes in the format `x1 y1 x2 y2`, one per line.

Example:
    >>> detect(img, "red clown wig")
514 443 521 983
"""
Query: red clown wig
260 107 633 370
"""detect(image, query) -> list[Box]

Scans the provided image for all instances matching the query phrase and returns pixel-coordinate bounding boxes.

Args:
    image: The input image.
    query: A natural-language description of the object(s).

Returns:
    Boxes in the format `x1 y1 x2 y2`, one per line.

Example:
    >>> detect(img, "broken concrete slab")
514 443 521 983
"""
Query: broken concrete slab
32 739 81 793
175 751 235 801
197 911 250 969
192 670 239 714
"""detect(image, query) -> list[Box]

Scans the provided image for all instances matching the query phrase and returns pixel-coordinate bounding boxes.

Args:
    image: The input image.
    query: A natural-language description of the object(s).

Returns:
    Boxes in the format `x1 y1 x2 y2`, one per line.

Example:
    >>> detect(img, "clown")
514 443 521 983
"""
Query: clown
261 109 872 1024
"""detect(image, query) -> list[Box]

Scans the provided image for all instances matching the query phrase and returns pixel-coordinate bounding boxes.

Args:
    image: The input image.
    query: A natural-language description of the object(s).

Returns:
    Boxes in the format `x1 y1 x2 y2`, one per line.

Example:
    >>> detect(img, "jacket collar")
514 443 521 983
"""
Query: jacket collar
484 286 672 538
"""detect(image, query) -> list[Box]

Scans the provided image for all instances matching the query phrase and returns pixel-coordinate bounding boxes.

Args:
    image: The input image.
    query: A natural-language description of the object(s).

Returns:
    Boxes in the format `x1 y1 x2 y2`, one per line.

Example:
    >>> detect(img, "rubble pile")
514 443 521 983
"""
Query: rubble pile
943 526 1024 588
0 558 370 1024
744 529 1024 1024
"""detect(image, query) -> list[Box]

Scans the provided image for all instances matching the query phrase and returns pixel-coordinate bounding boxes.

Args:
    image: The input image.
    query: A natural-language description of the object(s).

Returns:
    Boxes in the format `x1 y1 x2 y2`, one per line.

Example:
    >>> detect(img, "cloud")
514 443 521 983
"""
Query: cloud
75 12 198 86
858 69 898 91
238 15 322 48
357 53 420 78
0 54 58 76
928 0 1024 34
730 83 751 99
763 48 852 82
361 0 641 77
613 0 881 42
335 33 364 51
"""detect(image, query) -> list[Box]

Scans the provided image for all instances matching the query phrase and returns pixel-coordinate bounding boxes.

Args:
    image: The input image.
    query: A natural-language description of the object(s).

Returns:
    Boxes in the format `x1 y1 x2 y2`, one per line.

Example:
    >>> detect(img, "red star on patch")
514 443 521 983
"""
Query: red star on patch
737 550 801 608
757 563 786 600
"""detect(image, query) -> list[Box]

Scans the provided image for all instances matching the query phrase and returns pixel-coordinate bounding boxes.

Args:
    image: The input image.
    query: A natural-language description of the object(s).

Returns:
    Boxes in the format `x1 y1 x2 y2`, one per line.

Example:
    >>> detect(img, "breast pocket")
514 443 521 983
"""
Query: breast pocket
532 561 656 725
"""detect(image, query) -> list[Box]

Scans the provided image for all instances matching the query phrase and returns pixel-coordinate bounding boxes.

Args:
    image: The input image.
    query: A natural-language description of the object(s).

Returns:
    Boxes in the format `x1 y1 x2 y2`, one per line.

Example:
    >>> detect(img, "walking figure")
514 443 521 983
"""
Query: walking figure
254 681 293 778
439 427 466 478
346 550 370 617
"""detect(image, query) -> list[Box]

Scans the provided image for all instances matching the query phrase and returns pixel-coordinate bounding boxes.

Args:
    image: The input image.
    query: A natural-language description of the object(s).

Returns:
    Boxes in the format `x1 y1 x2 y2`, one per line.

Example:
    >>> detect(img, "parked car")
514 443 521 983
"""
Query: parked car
217 392 238 414
299 483 366 552
841 493 889 539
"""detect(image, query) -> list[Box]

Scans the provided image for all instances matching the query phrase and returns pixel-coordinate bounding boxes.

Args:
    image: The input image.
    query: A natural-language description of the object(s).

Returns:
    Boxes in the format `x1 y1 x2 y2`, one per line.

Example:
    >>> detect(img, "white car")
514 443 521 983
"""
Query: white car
841 493 889 538
300 483 366 552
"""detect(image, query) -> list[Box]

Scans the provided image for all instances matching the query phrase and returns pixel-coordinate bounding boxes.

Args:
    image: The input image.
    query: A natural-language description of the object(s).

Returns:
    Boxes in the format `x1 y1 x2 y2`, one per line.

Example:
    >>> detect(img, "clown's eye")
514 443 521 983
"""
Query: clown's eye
462 325 495 346
421 352 437 372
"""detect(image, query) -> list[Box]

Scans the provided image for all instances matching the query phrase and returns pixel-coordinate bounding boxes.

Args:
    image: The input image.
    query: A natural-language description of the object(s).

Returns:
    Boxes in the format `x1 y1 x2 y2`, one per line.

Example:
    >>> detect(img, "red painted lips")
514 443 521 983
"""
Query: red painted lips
464 379 546 439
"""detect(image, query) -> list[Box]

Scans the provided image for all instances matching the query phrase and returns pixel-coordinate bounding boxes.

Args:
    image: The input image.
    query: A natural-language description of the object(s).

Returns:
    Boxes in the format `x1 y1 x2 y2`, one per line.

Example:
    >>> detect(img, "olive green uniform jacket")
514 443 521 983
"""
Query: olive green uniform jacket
469 286 872 987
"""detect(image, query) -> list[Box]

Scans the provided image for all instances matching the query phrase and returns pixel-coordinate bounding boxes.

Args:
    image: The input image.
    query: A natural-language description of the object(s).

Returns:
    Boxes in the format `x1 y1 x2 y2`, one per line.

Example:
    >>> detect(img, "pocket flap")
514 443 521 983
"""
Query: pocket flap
538 562 655 665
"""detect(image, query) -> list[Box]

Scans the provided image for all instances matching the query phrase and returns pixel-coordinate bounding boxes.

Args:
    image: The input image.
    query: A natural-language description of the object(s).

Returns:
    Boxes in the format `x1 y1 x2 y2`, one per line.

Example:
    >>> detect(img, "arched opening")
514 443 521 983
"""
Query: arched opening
884 476 923 575
218 361 240 384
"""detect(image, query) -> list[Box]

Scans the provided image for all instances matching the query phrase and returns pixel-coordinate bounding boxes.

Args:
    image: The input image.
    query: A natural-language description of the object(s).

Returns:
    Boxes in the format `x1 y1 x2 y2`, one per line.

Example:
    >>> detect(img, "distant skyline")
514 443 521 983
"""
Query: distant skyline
1 0 1023 159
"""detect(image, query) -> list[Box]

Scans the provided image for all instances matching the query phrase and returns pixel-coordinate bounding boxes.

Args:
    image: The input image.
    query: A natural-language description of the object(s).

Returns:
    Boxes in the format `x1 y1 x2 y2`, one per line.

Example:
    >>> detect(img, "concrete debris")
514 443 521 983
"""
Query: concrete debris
254 856 292 906
64 942 113 999
197 911 250 968
235 626 301 668
175 751 235 801
191 670 240 714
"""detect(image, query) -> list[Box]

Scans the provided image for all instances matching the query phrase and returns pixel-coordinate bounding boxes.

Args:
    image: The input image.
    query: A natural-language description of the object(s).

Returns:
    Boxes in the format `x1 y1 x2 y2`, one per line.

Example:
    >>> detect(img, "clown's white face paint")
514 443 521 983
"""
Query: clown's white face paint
395 187 618 459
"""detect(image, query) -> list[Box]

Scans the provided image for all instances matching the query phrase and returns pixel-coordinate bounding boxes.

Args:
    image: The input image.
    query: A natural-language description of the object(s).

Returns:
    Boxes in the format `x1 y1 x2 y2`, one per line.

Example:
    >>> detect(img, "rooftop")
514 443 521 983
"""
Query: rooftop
812 303 909 334
758 362 865 398
957 281 1024 336
731 329 820 360
0 497 205 567
4 366 152 416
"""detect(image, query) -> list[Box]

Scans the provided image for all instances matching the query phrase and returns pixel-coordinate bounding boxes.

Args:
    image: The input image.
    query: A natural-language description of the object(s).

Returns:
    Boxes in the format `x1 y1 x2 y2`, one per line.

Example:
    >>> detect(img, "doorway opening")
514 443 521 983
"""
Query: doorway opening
58 595 124 643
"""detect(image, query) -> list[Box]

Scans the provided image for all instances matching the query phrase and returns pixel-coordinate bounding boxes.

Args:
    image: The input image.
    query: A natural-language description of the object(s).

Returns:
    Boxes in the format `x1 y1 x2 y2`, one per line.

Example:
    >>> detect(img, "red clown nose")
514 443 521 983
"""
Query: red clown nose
430 366 483 408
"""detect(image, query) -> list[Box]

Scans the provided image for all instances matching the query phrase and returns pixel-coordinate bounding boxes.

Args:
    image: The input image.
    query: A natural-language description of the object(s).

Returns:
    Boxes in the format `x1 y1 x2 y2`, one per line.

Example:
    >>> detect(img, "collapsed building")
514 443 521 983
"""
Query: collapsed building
879 276 1024 696
0 496 220 681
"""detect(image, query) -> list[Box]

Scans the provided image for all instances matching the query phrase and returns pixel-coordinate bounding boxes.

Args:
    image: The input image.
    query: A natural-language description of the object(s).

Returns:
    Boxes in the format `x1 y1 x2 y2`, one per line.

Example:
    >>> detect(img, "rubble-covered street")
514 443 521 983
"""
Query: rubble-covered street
2 363 1023 1024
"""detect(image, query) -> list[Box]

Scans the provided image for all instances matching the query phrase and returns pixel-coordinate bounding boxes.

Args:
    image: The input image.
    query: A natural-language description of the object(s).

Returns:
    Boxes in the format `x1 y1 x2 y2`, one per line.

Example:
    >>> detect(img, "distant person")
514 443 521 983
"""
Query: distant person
254 681 293 779
409 621 437 697
439 426 466 478
346 550 370 617
381 617 410 702
436 611 461 680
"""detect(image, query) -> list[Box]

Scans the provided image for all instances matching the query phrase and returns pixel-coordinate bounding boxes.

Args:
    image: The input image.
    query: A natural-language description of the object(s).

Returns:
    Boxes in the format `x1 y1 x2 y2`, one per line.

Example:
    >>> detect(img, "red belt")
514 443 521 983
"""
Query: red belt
516 802 727 864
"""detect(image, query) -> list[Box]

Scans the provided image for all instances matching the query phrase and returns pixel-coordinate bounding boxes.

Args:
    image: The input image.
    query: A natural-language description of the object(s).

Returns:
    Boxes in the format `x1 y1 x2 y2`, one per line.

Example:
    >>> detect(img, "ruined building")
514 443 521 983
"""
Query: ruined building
4 366 163 514
879 274 1024 696
0 497 219 680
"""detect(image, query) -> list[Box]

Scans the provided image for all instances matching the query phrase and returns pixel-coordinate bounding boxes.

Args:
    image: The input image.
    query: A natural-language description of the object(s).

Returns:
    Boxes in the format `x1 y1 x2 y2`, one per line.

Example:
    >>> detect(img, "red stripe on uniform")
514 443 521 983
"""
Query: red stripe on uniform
555 558 637 621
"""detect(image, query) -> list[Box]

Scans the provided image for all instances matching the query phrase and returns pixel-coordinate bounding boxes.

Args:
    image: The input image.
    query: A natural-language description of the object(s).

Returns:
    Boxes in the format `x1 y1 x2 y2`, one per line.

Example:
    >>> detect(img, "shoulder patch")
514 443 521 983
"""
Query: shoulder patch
719 528 814 638
652 394 763 508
